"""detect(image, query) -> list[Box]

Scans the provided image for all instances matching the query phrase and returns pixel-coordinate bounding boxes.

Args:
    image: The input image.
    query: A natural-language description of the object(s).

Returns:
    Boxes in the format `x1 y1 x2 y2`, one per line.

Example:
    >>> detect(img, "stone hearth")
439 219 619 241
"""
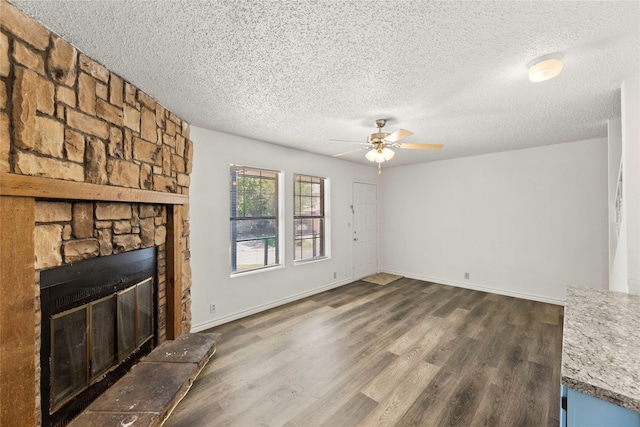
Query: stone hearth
69 333 221 427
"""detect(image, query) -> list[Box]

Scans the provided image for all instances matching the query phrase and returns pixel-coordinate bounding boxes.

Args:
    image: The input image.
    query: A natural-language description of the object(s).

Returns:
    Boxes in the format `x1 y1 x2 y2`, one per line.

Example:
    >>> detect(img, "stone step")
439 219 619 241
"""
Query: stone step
68 332 221 427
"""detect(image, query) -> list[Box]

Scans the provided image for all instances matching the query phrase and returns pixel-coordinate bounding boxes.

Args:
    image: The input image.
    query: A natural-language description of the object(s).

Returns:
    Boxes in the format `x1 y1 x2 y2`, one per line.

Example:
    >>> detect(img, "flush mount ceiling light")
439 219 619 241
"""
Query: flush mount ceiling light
528 54 563 82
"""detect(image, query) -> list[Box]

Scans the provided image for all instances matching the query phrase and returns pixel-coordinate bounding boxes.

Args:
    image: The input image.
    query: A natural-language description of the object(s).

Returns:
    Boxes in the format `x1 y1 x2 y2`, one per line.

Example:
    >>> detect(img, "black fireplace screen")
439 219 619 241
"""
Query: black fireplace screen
49 278 153 411
40 247 157 427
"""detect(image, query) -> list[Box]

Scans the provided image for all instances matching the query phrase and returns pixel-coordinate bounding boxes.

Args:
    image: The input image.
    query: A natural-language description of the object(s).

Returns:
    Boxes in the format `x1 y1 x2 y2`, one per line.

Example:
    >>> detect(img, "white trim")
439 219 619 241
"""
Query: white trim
229 263 284 278
382 269 565 306
190 277 353 332
293 256 330 266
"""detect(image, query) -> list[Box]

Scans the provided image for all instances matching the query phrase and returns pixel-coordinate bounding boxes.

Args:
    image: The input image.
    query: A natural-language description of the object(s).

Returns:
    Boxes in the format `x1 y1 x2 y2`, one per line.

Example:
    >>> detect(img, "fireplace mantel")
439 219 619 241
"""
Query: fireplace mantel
0 173 188 204
0 173 188 426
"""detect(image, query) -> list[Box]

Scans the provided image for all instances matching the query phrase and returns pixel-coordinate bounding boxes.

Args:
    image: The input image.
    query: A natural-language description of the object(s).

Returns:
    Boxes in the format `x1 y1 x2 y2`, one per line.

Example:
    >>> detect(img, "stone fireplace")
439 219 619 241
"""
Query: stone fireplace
0 2 194 425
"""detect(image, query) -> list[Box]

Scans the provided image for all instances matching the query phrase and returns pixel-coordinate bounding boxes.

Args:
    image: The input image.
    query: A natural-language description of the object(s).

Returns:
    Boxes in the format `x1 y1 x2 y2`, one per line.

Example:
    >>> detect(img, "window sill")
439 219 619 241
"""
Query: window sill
230 264 284 278
294 256 330 266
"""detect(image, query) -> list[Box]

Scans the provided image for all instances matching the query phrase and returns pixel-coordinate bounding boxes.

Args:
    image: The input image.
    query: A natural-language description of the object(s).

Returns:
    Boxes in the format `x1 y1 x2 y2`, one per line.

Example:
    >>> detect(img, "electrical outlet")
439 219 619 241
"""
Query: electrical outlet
333 272 337 279
209 304 216 314
465 272 470 280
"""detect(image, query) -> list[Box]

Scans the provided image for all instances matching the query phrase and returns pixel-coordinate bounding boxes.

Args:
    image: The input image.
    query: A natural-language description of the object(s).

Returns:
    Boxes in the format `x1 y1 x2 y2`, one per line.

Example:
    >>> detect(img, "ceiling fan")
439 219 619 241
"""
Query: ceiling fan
331 119 443 174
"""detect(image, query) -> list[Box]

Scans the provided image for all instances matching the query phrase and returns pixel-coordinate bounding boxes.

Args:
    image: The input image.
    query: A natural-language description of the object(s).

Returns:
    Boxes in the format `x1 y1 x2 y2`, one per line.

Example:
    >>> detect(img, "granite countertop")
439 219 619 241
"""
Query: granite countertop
562 285 640 413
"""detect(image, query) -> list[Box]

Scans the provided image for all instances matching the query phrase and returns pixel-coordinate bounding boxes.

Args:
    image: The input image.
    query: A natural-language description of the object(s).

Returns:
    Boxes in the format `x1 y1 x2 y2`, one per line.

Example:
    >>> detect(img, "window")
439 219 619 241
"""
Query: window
294 174 326 261
230 166 281 274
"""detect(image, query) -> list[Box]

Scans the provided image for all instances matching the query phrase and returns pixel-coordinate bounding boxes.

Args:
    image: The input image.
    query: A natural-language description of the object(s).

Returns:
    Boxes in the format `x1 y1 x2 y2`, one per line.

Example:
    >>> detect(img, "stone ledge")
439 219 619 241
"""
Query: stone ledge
69 332 221 427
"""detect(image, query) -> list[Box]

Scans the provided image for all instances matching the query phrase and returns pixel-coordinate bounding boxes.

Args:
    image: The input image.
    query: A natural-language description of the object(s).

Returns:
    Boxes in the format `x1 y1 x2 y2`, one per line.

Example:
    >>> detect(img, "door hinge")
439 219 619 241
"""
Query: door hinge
561 396 567 411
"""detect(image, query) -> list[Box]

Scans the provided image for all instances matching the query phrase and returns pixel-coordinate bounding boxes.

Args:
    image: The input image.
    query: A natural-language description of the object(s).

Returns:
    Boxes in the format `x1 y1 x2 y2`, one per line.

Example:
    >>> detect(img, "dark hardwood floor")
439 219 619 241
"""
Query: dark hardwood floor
165 278 564 426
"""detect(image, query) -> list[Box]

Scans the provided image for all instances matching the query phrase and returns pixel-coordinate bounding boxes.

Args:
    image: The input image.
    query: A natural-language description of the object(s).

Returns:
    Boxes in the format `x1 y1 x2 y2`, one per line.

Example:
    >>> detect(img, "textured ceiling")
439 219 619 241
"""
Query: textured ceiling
10 0 640 167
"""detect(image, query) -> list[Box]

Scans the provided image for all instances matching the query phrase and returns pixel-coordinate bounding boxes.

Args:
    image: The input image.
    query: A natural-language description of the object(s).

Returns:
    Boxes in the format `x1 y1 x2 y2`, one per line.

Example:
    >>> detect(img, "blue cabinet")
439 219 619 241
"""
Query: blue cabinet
561 385 640 427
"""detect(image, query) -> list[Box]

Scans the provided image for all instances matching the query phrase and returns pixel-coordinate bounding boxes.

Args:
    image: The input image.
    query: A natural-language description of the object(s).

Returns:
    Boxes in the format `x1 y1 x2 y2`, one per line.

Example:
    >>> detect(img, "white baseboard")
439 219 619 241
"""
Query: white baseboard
382 269 565 306
190 277 354 332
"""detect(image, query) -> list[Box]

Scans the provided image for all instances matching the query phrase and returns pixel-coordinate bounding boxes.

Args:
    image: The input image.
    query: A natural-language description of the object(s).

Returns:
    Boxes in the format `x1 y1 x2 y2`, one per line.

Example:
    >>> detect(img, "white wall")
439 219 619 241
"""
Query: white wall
379 139 608 304
189 127 378 331
611 221 628 292
607 118 622 277
610 73 640 294
620 73 640 294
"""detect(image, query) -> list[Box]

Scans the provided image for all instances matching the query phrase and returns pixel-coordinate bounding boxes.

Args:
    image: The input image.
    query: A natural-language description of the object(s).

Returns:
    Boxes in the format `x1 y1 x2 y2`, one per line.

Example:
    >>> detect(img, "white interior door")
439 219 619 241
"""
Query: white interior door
353 182 377 279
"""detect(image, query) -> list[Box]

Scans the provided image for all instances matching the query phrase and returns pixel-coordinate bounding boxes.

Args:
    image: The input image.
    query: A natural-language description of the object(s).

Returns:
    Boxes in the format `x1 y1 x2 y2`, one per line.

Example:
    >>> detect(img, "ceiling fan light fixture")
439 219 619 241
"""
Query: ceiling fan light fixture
367 147 395 163
528 54 563 82
382 147 395 161
365 149 377 162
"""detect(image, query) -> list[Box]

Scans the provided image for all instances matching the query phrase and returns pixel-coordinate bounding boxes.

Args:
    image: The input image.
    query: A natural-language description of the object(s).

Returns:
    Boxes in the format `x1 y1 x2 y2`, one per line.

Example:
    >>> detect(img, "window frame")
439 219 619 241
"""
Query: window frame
293 173 329 263
229 165 284 276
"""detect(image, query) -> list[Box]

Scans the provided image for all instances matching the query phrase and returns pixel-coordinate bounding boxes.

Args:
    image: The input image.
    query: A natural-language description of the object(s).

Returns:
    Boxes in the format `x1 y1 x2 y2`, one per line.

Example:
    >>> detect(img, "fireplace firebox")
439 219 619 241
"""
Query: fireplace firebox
40 247 157 427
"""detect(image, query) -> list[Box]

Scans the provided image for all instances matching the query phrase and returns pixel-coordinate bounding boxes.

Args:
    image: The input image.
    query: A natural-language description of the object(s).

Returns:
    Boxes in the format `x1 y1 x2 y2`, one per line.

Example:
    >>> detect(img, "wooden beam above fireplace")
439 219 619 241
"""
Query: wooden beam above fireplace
0 173 188 205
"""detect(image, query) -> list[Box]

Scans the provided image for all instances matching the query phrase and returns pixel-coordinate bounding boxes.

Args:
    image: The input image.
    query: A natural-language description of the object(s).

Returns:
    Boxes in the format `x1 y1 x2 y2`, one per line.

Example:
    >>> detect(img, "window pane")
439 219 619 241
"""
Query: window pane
300 181 311 197
311 195 321 215
233 219 279 272
299 196 310 216
231 166 278 218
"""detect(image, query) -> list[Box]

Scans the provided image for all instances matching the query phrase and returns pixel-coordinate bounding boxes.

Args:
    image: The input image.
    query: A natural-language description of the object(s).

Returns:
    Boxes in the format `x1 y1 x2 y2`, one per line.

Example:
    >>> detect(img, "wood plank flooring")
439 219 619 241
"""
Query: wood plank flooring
165 279 564 427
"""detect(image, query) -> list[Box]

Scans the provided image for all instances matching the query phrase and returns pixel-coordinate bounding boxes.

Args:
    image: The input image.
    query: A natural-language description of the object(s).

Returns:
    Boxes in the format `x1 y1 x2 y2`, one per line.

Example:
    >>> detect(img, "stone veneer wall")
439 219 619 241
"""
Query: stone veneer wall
1 1 193 423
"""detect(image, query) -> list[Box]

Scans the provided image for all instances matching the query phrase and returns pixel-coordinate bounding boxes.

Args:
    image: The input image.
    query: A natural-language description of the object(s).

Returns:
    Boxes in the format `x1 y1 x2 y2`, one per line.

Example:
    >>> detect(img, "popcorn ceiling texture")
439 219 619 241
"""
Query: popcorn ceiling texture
8 0 639 167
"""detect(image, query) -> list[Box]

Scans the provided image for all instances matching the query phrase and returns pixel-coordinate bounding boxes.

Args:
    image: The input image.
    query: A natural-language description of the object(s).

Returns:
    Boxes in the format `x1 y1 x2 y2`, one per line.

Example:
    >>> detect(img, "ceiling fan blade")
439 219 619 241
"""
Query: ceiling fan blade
329 139 368 145
396 143 443 150
384 129 413 143
333 147 368 157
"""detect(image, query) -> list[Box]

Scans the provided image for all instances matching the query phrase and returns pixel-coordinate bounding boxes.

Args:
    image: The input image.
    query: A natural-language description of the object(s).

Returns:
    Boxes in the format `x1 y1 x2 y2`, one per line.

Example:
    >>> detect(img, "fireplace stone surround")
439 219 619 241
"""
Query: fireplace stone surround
0 2 194 425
